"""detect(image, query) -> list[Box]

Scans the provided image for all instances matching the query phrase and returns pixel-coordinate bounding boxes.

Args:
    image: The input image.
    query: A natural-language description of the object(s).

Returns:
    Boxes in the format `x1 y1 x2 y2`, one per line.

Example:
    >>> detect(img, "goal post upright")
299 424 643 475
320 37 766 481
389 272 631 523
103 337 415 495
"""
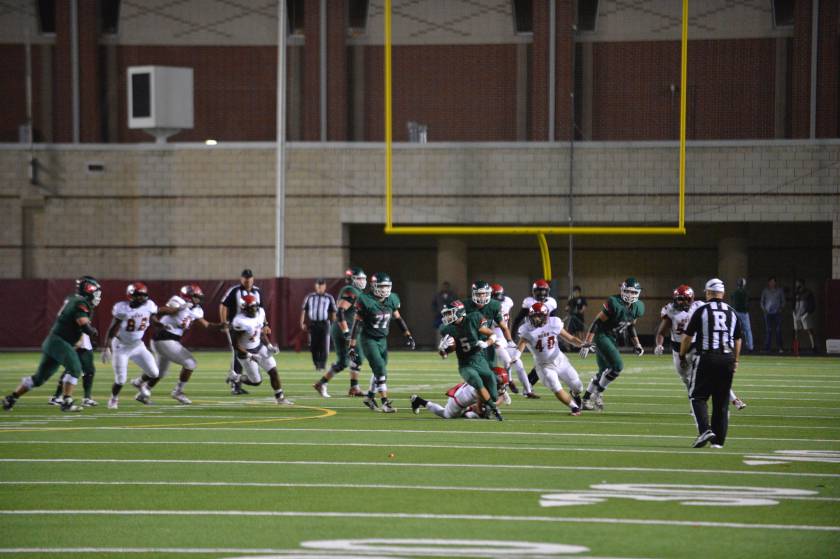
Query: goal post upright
382 0 690 273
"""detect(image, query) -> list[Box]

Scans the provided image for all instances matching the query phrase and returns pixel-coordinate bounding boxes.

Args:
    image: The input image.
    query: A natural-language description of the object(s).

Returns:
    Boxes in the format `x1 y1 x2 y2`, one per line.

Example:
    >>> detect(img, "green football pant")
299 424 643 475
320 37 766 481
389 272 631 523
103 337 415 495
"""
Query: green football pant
31 335 82 387
458 358 498 403
360 335 388 379
591 334 623 392
330 323 364 371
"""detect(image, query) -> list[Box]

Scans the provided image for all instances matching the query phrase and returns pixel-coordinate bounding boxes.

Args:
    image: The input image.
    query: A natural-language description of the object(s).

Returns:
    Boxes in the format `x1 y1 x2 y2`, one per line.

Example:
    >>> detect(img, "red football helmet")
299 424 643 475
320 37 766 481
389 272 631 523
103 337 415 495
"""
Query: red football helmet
528 302 550 327
494 367 510 387
532 279 550 302
673 284 694 311
126 282 149 305
179 284 204 306
241 294 259 317
491 283 505 302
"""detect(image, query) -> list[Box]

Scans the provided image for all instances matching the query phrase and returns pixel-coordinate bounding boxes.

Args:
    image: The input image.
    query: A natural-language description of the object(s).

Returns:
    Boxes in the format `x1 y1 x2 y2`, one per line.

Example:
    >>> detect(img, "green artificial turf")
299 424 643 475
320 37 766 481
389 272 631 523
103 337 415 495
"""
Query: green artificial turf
0 350 837 558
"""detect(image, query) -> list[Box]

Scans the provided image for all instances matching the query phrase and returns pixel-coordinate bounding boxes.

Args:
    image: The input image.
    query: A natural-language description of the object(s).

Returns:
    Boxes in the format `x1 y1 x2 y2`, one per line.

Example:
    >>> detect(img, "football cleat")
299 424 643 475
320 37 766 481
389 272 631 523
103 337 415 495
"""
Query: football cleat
230 384 249 395
733 398 747 410
363 396 379 411
410 394 422 414
582 397 596 411
347 386 364 397
3 396 16 411
48 396 63 406
508 380 519 394
134 393 152 405
490 407 504 421
225 371 238 385
570 407 582 416
524 392 541 399
692 430 716 448
593 393 604 411
131 378 151 398
82 398 98 407
171 390 192 405
107 397 118 410
710 444 724 449
60 398 83 412
313 382 330 398
275 395 294 406
502 391 512 405
380 400 396 413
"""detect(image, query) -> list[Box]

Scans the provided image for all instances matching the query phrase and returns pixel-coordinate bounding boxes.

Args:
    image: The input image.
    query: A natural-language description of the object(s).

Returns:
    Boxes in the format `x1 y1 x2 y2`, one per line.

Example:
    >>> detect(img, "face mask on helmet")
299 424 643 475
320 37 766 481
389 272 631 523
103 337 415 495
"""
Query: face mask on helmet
352 273 367 291
621 285 641 304
491 284 505 302
472 284 491 306
529 304 548 327
90 288 102 307
372 278 392 299
441 303 465 325
77 278 102 307
532 280 550 302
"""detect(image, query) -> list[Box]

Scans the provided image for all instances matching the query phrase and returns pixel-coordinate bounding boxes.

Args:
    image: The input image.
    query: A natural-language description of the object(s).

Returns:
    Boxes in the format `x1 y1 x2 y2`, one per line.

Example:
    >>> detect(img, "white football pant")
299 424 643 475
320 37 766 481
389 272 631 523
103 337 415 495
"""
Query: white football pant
111 339 159 385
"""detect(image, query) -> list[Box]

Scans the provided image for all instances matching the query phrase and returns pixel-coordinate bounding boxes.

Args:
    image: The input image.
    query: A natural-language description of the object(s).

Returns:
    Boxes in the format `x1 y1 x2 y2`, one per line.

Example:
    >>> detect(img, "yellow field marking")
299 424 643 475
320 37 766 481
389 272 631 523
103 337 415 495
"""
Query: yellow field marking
0 404 337 433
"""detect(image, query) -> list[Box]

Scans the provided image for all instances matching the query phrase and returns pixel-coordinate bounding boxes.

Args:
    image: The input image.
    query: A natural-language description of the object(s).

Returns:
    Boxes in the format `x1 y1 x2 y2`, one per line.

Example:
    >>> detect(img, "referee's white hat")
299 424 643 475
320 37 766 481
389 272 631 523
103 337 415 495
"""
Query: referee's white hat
705 278 725 293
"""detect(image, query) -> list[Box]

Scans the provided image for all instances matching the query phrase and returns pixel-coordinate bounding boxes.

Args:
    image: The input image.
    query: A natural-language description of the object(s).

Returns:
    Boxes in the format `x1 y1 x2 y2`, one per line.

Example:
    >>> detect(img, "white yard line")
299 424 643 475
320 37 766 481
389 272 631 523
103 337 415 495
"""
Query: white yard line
1 458 838 478
0 509 837 532
3 425 836 443
2 480 838 503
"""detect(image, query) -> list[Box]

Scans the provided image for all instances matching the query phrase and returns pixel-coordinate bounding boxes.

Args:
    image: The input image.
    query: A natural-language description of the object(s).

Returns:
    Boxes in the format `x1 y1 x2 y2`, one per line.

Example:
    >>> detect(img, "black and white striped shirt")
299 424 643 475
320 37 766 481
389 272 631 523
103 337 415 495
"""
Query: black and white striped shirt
684 300 742 353
302 292 337 322
221 284 263 320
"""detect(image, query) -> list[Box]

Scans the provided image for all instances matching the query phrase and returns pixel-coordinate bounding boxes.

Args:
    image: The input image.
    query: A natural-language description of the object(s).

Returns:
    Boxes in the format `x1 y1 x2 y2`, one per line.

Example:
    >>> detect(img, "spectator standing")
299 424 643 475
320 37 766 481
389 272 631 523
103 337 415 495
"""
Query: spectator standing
760 276 785 353
300 279 337 374
792 280 817 354
220 269 263 394
730 278 753 352
565 285 588 338
432 282 458 329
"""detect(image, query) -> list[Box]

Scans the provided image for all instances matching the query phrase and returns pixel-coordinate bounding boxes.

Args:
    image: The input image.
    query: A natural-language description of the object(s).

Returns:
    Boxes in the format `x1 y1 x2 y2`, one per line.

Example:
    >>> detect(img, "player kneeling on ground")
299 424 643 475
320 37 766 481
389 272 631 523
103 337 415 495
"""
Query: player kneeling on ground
229 295 291 405
434 301 503 421
411 369 509 419
516 303 589 416
3 276 102 413
135 284 226 405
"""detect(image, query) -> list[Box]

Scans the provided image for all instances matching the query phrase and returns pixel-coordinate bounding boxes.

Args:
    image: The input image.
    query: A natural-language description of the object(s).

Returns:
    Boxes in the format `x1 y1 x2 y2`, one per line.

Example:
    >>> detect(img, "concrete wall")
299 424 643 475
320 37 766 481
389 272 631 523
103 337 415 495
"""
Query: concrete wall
1 140 837 282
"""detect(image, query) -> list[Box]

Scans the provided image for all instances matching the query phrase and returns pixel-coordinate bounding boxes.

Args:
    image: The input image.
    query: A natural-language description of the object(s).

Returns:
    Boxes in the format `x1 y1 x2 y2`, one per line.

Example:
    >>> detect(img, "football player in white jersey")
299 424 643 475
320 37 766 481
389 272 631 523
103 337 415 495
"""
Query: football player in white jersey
655 284 746 410
510 279 557 398
138 284 226 405
410 369 509 419
229 295 292 405
102 283 171 409
489 283 522 395
516 302 588 415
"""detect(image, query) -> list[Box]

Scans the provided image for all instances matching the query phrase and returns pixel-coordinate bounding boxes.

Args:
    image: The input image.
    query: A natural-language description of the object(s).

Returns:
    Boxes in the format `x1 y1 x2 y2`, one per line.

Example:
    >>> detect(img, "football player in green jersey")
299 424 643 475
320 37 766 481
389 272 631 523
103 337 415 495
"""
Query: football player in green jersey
3 276 102 413
349 272 415 413
463 280 515 355
579 277 645 411
314 267 367 398
437 300 504 420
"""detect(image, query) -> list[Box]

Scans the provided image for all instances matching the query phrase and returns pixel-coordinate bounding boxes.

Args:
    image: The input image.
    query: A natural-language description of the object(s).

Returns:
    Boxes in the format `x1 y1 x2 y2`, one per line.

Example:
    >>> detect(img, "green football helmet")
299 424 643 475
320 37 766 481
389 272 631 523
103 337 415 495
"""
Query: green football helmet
344 266 367 290
471 280 492 306
441 300 466 325
76 276 102 307
620 277 642 304
370 272 392 300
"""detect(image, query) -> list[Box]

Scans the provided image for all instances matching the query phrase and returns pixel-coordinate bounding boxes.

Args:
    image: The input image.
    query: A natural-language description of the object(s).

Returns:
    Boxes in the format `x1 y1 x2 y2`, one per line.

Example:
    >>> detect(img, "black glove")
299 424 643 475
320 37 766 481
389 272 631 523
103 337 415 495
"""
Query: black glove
405 335 416 350
349 346 361 365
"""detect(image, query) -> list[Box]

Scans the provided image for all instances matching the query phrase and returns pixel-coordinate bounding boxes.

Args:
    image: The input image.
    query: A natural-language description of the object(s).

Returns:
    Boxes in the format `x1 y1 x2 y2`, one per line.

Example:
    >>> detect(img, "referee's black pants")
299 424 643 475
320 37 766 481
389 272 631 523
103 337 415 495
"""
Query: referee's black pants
689 353 735 446
308 321 330 370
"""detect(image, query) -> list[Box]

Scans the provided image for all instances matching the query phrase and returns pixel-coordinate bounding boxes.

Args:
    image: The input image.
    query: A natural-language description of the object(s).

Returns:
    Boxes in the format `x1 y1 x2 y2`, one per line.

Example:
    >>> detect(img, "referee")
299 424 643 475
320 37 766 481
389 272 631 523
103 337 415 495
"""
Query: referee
300 278 337 374
220 268 263 395
679 278 742 448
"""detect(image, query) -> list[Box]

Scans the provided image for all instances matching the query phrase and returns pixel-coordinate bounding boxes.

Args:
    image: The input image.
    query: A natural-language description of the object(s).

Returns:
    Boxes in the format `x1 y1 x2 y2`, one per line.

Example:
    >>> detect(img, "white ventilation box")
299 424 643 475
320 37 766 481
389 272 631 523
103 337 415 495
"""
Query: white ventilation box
128 66 194 143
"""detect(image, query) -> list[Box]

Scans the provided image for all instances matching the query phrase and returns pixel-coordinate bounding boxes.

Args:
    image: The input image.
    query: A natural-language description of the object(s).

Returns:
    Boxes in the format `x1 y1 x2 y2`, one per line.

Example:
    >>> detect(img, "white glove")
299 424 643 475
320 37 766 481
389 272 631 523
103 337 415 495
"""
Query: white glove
634 345 645 357
476 340 489 350
438 335 454 353
508 348 521 362
506 340 517 350
654 345 664 356
267 344 279 354
101 347 112 364
579 344 592 359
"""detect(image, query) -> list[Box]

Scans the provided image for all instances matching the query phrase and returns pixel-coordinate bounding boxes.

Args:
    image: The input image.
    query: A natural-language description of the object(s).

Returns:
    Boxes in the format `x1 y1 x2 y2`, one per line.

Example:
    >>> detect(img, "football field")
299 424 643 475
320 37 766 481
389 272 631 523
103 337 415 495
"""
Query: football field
0 350 838 559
